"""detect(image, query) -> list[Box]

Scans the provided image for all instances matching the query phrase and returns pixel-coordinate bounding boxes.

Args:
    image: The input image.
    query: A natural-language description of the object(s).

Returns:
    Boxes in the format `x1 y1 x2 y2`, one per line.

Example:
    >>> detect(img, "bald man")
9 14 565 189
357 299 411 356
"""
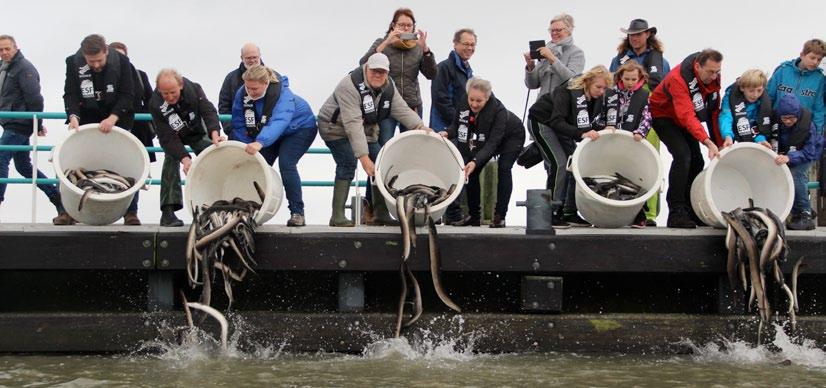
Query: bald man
218 43 262 133
150 69 224 226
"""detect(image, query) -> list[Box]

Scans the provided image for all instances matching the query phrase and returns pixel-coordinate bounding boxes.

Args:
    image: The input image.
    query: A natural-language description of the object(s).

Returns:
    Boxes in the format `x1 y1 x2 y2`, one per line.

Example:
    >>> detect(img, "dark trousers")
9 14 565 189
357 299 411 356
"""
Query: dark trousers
653 117 705 211
160 134 213 211
0 129 60 204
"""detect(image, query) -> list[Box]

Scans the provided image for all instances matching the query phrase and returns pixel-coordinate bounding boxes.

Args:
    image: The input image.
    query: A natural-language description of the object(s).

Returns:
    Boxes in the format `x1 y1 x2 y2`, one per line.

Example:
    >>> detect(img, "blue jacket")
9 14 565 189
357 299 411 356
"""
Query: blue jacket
767 58 825 134
0 50 44 136
429 50 473 131
231 75 316 147
718 85 768 143
780 118 822 167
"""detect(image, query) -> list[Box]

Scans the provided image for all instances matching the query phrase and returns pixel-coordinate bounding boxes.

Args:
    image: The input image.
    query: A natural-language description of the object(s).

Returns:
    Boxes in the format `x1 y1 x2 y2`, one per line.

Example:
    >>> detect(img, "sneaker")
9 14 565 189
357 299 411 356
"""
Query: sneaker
451 215 480 226
645 219 658 227
630 211 646 229
552 216 570 229
123 212 141 226
563 213 591 227
287 213 306 227
52 212 76 226
667 206 696 229
788 212 815 231
489 215 506 228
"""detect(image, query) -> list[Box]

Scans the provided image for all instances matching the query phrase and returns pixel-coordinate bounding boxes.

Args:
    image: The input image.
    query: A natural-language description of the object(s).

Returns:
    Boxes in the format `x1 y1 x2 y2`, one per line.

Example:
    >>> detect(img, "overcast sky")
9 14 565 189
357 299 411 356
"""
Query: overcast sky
2 0 824 225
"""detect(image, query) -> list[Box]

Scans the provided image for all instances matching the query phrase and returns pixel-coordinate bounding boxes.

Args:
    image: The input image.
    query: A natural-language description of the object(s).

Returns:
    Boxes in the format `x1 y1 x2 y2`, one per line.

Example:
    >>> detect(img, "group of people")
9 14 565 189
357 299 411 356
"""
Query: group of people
0 9 824 231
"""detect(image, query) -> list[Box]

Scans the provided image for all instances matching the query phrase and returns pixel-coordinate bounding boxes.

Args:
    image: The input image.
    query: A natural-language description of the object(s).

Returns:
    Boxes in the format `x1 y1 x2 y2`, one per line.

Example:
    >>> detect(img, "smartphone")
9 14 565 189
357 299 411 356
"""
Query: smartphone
529 40 546 60
400 33 418 41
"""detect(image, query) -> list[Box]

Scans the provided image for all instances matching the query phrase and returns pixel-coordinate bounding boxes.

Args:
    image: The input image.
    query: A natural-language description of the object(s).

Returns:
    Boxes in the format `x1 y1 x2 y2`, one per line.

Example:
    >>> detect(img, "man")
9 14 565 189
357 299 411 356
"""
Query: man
318 53 431 226
430 28 476 225
523 13 585 99
649 49 723 228
150 69 223 226
218 43 262 133
63 34 139 225
609 19 671 227
109 42 156 164
0 35 72 224
767 39 825 135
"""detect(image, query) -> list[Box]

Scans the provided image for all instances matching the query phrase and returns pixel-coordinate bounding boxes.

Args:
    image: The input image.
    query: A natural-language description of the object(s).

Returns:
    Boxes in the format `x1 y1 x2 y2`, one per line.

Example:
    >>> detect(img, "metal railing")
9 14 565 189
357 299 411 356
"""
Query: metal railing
0 111 367 222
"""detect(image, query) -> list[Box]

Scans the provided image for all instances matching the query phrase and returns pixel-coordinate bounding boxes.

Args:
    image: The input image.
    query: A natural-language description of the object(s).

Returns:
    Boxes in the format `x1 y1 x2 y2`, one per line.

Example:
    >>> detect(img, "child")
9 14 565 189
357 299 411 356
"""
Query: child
719 69 773 149
773 93 823 230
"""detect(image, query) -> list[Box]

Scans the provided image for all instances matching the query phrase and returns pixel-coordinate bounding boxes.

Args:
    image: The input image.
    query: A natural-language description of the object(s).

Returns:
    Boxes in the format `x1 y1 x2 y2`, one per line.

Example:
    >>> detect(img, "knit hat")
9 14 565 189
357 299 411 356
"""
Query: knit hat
775 93 801 118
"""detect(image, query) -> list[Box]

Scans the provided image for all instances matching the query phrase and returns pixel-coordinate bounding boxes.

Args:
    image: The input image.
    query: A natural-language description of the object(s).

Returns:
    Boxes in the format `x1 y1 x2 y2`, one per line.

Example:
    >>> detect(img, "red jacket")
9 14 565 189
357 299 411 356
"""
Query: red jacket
649 57 722 145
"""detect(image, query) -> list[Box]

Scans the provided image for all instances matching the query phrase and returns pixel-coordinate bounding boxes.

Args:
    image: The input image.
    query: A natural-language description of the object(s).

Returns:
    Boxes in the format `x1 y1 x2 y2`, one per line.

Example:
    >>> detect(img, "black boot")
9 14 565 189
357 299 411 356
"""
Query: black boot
667 205 696 229
160 205 184 227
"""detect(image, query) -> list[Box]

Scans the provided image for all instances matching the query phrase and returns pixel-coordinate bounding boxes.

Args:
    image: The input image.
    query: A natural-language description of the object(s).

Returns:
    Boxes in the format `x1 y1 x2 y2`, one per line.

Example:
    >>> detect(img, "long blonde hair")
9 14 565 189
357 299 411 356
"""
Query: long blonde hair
568 65 613 90
242 64 279 84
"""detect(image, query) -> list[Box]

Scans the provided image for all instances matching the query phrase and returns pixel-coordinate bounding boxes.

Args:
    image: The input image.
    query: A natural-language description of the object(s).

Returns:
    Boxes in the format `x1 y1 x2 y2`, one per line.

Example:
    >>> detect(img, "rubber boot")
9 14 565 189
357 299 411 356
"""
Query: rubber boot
370 185 399 226
329 179 354 227
160 205 184 227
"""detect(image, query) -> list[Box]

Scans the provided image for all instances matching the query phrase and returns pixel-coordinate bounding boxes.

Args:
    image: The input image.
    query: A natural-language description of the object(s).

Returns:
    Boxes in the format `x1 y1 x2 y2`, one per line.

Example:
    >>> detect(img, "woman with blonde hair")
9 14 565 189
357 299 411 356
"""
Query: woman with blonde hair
529 65 614 227
230 64 318 227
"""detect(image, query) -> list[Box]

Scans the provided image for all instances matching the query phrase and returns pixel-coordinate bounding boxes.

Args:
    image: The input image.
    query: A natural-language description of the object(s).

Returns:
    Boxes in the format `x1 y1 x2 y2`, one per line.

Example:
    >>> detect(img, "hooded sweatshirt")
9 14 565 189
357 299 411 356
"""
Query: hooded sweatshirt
775 93 822 166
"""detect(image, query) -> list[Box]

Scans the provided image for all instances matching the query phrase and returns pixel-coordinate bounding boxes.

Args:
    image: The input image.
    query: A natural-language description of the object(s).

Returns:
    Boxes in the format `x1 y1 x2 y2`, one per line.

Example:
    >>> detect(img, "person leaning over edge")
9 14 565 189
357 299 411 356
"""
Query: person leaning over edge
718 69 774 150
442 77 526 228
609 18 671 227
230 65 318 227
63 34 139 225
219 43 263 135
430 28 476 224
649 49 723 229
0 34 72 225
150 68 224 227
318 53 431 227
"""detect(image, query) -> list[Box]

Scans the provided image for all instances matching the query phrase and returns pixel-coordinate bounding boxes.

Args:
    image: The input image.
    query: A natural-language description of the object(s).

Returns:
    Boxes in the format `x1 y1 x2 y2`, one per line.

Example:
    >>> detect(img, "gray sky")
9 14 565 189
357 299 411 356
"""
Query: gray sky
2 0 825 225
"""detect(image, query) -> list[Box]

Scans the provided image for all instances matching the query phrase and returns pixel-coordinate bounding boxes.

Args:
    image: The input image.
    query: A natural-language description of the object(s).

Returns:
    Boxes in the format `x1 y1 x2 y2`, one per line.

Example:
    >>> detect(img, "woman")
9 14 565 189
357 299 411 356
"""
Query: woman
445 77 525 228
231 65 318 227
523 13 585 99
545 65 614 227
359 8 437 223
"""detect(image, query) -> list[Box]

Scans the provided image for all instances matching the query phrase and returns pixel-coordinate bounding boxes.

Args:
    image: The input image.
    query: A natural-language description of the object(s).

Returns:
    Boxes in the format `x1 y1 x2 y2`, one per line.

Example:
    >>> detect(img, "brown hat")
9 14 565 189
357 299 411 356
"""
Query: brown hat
620 19 657 35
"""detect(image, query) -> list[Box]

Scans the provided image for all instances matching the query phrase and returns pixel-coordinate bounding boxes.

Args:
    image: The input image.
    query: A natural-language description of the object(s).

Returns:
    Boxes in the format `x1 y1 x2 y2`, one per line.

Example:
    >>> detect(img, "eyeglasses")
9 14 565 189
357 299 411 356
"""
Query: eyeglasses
394 22 414 28
547 28 565 33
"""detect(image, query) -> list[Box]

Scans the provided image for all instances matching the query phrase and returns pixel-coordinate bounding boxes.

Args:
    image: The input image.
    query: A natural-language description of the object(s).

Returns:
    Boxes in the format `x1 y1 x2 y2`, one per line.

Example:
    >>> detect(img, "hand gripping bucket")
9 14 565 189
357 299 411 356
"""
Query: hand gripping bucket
375 131 465 225
52 124 150 225
185 140 283 224
690 142 793 228
570 129 664 228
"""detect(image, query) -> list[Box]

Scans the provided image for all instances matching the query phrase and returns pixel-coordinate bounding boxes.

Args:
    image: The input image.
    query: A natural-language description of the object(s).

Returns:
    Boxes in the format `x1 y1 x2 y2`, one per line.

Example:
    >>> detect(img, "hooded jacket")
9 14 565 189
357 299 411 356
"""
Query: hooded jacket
767 58 825 133
0 50 43 136
230 75 316 148
359 37 437 109
317 65 424 158
446 94 525 166
775 93 822 166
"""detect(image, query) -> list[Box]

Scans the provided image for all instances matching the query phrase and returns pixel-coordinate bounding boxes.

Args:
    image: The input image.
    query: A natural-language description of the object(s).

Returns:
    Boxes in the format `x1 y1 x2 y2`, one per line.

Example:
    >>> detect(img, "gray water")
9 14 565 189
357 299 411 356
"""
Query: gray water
2 327 825 387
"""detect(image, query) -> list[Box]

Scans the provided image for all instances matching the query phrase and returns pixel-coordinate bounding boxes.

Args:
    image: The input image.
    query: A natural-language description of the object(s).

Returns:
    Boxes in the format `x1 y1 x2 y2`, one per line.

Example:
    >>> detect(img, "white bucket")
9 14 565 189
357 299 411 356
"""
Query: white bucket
185 140 283 225
375 130 465 225
570 129 663 228
690 142 793 228
52 124 150 225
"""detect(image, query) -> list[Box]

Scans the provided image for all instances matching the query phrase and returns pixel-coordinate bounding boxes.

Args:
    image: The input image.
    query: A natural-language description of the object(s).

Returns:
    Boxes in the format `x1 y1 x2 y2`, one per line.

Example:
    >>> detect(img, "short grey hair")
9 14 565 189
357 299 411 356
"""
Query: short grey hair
466 76 492 98
551 13 575 32
156 68 183 86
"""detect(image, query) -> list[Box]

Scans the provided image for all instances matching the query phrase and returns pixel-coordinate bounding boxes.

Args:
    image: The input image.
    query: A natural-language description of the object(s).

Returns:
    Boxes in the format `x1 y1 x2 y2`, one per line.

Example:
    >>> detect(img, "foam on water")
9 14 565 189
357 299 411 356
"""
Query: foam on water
682 324 826 369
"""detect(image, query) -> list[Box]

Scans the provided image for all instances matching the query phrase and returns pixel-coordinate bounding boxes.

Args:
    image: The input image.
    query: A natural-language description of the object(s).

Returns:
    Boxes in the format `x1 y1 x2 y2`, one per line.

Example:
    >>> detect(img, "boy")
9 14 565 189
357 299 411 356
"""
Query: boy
719 69 774 148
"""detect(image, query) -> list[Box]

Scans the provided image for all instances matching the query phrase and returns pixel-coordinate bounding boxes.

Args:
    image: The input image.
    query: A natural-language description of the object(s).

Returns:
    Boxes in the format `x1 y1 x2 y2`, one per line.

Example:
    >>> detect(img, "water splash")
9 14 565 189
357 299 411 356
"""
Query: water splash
361 315 483 362
681 324 826 369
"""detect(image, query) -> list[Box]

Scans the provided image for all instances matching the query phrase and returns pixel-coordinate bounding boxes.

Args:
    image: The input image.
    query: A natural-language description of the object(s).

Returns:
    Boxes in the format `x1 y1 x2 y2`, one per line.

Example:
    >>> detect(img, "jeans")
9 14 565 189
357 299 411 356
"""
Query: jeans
377 105 423 146
160 134 213 211
790 161 813 213
326 138 380 181
0 129 60 205
258 126 318 216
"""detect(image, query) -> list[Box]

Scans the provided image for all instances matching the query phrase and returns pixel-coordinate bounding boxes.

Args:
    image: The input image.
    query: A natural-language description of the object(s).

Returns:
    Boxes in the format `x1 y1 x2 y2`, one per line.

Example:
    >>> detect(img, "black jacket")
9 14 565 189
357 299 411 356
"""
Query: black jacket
447 94 525 166
131 65 156 161
0 51 43 136
150 78 220 161
547 86 606 140
63 50 135 129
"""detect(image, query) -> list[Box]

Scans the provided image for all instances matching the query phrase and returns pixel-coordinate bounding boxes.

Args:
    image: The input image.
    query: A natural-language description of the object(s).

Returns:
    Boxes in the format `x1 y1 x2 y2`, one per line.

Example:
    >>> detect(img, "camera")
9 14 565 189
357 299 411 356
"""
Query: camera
400 33 418 41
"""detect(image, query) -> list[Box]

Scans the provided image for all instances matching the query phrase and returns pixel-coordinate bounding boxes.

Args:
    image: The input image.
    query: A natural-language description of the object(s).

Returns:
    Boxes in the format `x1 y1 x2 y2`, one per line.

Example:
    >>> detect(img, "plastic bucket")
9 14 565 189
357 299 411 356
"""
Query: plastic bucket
375 130 465 225
185 140 282 225
52 124 150 225
570 129 663 228
690 142 793 228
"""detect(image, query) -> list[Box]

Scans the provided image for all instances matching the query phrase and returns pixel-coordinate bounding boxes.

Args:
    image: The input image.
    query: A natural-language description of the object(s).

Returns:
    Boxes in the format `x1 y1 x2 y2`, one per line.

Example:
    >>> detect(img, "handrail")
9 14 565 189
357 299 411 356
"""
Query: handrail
0 111 226 121
0 144 333 154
